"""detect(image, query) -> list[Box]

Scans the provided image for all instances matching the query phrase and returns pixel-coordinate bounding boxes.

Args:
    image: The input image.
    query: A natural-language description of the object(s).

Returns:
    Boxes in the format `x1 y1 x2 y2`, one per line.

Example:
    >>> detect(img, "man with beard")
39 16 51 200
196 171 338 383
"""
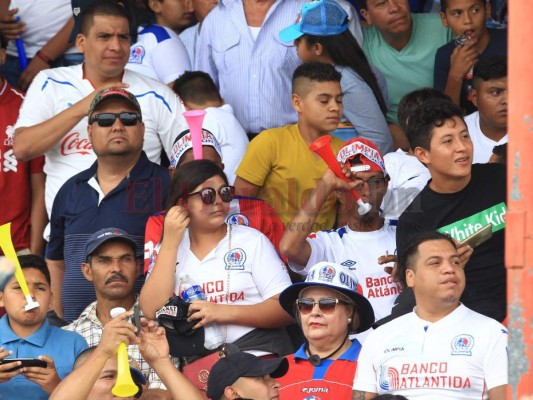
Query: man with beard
280 138 397 342
64 228 176 398
46 87 170 323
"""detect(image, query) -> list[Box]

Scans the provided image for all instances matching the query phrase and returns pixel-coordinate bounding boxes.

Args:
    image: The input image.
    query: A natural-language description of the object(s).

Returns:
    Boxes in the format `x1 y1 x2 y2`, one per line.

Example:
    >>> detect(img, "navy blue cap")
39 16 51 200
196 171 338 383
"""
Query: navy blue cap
84 228 137 260
279 0 349 43
130 366 147 386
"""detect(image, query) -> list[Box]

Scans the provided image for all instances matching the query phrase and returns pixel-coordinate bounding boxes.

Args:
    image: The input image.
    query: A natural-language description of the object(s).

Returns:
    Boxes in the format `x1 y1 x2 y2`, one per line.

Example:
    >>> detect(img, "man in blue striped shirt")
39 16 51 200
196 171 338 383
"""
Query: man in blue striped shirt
195 0 361 137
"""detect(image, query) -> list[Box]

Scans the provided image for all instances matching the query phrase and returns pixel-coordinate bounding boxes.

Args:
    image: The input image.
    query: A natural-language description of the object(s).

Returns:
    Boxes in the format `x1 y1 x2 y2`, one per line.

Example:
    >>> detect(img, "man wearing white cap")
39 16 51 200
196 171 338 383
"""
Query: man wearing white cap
280 138 398 336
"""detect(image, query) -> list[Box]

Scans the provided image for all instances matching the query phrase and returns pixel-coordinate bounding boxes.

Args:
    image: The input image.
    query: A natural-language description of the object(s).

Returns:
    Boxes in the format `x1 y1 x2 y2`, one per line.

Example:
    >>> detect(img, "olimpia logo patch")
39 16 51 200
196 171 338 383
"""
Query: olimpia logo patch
437 202 507 242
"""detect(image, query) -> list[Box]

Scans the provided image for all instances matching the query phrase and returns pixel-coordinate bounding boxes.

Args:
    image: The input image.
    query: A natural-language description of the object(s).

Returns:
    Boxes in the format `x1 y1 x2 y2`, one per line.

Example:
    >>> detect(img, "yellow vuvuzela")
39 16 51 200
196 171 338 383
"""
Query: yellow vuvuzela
0 222 40 310
110 307 139 397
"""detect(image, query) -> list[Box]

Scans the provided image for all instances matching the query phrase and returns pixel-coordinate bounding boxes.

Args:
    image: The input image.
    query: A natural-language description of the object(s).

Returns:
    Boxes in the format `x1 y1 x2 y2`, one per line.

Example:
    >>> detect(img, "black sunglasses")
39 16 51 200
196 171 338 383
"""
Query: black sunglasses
89 112 142 127
188 186 235 205
296 297 350 315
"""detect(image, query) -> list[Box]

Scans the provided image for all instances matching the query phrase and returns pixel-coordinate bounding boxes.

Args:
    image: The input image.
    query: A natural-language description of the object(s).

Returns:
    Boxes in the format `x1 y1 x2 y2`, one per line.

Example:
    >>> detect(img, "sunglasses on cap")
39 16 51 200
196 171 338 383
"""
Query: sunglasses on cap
89 112 142 127
188 186 235 205
296 297 351 315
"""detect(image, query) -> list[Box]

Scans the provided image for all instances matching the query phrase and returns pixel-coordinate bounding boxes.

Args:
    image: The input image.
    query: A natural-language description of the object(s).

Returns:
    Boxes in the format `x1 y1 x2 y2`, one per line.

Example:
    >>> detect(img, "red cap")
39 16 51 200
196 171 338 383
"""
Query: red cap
336 138 387 176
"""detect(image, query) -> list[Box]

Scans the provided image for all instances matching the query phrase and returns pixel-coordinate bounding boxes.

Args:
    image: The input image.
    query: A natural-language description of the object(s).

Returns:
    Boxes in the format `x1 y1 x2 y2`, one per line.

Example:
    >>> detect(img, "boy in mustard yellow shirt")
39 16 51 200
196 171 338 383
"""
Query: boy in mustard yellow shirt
235 62 345 232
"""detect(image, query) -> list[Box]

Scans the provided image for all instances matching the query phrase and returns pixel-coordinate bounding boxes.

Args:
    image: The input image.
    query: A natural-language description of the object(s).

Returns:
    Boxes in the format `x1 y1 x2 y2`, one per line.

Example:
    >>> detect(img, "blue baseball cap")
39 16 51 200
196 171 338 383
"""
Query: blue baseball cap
279 0 349 43
84 228 137 261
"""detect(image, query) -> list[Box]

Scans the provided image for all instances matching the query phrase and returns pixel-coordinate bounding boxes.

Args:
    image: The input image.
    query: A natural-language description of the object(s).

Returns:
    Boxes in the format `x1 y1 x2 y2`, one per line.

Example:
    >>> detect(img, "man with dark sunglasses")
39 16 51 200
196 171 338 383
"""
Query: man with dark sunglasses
46 87 170 324
280 138 398 343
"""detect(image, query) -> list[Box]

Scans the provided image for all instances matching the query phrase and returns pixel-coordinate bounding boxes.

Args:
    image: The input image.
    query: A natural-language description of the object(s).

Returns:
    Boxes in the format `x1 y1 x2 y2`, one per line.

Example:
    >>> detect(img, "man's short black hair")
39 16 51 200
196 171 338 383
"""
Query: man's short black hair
406 98 464 151
18 254 51 285
397 231 457 287
397 88 452 132
79 0 131 36
491 143 507 164
173 71 222 105
473 56 507 85
355 0 368 10
292 62 341 95
440 0 487 12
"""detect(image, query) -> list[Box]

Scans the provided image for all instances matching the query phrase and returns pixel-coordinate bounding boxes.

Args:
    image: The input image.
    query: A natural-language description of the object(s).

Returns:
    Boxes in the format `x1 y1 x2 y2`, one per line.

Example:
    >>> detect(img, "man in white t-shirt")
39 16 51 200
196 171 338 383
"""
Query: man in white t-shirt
352 231 508 399
464 56 507 164
280 138 398 334
13 1 187 233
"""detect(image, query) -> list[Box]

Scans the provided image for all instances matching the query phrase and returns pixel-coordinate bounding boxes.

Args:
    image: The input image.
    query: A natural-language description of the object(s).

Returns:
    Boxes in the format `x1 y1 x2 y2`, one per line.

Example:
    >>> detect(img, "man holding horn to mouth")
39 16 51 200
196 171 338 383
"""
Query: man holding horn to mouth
64 227 180 398
51 313 204 400
0 254 88 399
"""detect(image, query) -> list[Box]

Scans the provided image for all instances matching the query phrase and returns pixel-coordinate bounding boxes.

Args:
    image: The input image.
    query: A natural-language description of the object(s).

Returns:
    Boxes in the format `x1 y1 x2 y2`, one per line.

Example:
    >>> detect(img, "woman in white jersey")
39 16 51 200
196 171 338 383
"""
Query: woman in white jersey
140 160 294 358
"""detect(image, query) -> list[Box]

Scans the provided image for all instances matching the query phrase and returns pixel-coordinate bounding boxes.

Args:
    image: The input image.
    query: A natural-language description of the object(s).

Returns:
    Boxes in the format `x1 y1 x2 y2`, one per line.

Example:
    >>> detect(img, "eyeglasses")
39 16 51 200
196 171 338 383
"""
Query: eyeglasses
296 297 349 315
188 186 235 205
89 112 142 127
351 176 386 189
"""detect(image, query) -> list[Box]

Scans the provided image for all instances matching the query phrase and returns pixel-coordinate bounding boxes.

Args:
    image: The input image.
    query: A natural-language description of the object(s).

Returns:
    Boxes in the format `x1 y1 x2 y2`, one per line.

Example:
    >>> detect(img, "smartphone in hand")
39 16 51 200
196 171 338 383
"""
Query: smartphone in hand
460 224 493 249
0 358 47 372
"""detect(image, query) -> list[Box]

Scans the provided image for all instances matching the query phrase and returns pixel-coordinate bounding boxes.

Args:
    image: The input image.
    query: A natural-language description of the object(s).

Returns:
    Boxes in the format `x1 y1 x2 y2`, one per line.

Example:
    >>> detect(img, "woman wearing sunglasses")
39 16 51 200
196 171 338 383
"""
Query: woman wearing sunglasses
140 160 294 358
276 261 375 399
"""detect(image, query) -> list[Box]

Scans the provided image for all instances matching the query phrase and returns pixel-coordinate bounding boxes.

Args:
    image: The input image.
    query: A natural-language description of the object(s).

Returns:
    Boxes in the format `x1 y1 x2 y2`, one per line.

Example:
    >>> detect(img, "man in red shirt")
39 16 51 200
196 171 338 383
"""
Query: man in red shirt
0 38 46 257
